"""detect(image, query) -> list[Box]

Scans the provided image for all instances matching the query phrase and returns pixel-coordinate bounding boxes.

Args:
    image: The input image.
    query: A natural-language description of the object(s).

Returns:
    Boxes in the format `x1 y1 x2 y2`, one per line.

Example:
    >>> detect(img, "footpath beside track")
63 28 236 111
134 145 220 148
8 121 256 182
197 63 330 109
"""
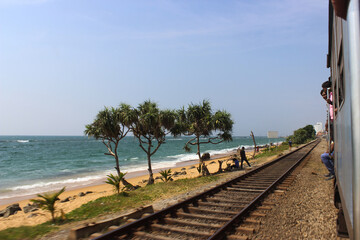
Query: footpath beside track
92 140 319 240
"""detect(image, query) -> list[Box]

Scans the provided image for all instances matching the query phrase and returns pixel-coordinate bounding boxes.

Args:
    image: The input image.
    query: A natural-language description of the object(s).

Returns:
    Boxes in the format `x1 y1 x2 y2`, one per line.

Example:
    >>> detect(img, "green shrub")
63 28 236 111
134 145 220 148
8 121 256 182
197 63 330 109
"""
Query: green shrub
30 187 65 222
287 125 316 144
105 172 127 195
159 169 173 182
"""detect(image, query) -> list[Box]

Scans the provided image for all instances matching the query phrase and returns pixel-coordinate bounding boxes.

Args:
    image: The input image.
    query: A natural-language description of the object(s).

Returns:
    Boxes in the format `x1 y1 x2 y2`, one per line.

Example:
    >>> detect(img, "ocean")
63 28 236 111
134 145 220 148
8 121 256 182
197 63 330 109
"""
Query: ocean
0 135 284 203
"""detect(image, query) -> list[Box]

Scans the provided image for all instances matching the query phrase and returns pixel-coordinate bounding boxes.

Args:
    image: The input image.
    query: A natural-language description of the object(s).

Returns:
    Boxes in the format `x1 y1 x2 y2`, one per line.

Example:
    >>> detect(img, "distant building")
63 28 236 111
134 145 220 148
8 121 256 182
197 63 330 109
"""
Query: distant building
267 131 278 138
313 122 323 134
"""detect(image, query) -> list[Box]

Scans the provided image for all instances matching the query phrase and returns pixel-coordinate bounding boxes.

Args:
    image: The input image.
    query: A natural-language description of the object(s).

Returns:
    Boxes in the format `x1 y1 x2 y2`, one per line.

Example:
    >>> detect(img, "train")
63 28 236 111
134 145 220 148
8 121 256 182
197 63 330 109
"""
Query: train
327 0 360 239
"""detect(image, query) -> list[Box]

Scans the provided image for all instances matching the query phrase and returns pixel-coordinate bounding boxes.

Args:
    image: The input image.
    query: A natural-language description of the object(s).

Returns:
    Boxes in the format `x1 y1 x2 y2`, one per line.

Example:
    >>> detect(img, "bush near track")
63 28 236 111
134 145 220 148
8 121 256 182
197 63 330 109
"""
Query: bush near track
287 125 316 144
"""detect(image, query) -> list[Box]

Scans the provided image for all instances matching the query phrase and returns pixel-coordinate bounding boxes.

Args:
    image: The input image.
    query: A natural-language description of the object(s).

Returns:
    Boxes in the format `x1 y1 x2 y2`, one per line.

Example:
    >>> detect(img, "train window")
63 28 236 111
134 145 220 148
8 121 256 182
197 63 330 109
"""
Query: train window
337 43 344 109
333 80 338 117
338 70 344 107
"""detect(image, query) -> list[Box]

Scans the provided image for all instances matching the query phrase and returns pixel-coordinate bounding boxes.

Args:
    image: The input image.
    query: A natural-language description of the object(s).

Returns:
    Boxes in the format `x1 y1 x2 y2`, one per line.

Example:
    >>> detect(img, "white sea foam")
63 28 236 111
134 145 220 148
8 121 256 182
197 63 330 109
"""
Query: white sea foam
166 153 198 162
122 163 148 172
123 157 140 162
207 147 237 155
0 174 106 201
238 145 253 150
152 160 180 170
17 140 29 143
121 159 183 173
121 147 237 173
10 175 103 191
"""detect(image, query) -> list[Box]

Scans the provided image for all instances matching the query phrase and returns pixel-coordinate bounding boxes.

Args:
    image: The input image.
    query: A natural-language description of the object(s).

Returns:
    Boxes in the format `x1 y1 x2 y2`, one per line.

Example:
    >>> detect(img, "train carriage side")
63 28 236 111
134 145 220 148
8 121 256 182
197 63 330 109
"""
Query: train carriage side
328 0 360 239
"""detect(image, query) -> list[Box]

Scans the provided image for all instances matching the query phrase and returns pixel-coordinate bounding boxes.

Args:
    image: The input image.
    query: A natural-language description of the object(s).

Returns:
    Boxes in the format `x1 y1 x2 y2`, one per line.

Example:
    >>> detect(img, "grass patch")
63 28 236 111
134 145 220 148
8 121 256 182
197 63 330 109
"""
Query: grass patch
254 138 314 159
0 223 57 240
66 175 219 221
0 175 219 239
255 143 293 159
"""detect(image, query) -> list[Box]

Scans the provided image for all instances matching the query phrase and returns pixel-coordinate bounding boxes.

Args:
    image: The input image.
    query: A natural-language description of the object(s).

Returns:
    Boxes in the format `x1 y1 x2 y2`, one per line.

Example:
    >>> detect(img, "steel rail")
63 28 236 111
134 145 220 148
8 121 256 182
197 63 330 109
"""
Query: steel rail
93 140 319 240
208 140 319 240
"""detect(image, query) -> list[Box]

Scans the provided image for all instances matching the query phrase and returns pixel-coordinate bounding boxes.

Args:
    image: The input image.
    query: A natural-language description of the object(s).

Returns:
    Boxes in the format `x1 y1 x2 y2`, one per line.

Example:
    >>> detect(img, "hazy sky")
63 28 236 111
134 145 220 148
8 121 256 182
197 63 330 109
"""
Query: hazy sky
0 0 329 136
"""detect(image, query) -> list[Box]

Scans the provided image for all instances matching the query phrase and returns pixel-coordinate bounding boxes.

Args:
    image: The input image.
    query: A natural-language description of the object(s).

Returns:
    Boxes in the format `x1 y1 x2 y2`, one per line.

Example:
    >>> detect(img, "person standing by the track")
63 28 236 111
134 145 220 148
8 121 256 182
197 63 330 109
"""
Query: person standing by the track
239 147 251 169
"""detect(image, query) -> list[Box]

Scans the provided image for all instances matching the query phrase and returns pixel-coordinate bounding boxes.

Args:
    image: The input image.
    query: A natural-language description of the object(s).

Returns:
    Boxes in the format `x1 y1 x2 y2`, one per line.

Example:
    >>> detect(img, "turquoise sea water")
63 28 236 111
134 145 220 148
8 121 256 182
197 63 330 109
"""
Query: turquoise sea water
0 135 284 202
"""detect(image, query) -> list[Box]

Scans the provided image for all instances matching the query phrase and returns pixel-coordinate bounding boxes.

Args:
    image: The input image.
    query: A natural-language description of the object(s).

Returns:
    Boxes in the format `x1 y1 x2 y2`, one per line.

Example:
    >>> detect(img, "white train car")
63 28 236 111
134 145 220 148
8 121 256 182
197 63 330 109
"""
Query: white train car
327 0 360 239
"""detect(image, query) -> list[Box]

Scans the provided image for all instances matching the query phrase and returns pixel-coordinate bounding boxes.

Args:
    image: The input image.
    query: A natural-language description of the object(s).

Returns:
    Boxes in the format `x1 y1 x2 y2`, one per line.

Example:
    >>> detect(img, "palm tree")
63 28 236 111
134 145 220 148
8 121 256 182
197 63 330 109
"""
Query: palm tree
179 100 233 176
130 100 177 184
159 169 173 182
31 187 65 222
106 172 127 194
85 104 134 187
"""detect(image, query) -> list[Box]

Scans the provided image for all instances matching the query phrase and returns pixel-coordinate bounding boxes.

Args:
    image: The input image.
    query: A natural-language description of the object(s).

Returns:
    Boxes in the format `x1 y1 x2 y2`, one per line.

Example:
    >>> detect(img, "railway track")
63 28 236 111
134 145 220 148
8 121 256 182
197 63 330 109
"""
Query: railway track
93 140 319 240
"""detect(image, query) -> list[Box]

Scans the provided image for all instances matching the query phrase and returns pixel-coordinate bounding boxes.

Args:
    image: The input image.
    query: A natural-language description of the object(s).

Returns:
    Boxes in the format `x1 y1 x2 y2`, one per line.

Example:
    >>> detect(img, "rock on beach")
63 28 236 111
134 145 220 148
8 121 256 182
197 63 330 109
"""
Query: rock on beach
0 203 22 218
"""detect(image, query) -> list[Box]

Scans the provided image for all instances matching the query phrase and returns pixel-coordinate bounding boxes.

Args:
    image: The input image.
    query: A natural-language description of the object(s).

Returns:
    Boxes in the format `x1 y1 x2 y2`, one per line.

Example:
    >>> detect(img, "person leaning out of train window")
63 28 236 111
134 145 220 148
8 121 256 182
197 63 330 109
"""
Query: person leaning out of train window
321 80 338 116
320 89 326 100
320 89 332 105
321 80 337 141
325 119 328 132
320 142 335 180
320 90 331 132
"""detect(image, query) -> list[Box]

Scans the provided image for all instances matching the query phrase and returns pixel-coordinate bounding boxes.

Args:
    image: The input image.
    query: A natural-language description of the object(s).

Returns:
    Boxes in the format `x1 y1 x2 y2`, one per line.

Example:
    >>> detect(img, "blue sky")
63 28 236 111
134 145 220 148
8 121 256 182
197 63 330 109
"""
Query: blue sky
0 0 329 136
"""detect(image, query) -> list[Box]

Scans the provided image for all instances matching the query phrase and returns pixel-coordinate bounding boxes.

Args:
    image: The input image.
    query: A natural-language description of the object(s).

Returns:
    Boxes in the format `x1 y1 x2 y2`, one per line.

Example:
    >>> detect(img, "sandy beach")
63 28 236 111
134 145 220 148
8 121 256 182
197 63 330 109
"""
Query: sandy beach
0 149 278 231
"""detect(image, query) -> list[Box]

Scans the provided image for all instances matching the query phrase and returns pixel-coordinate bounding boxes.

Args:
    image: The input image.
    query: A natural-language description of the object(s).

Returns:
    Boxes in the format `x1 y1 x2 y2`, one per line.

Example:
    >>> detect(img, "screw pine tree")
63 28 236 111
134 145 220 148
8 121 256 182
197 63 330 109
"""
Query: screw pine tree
178 100 233 176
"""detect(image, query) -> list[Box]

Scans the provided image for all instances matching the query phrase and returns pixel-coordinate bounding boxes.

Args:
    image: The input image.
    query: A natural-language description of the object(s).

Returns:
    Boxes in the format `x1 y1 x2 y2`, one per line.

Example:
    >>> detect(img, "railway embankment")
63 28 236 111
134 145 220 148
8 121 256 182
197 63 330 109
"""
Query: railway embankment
252 139 338 239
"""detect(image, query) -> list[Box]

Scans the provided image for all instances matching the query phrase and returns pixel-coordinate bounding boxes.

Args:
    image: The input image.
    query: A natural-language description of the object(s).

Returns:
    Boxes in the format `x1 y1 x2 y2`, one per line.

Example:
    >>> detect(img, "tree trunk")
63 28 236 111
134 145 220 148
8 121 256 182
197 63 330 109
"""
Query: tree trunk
201 162 210 176
121 178 133 188
115 156 121 176
114 159 134 188
250 131 257 159
113 143 134 188
217 160 224 173
51 211 55 222
147 154 154 185
196 138 210 176
114 140 121 174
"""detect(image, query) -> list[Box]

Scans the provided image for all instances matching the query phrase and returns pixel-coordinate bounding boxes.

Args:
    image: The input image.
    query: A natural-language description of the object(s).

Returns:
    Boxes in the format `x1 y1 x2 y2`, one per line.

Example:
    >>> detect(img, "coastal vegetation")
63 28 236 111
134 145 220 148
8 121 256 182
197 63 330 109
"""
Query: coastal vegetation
0 224 56 240
254 125 315 158
287 125 316 144
159 169 173 182
0 175 220 240
178 100 233 176
30 187 65 223
84 104 133 187
254 142 292 159
67 175 219 221
130 101 178 185
255 125 315 159
85 100 234 183
105 172 128 195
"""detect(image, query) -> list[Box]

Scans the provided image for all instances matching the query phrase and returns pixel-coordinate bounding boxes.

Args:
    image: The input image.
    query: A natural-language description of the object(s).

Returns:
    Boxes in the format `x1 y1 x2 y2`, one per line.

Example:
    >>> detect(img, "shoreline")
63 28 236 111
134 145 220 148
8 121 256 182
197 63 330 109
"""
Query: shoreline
0 150 248 231
0 136 282 207
0 150 236 208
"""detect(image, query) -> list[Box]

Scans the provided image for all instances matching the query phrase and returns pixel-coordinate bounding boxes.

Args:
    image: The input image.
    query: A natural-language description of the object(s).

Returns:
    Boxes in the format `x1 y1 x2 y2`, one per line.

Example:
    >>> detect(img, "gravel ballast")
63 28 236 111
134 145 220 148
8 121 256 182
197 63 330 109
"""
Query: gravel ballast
252 140 339 239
